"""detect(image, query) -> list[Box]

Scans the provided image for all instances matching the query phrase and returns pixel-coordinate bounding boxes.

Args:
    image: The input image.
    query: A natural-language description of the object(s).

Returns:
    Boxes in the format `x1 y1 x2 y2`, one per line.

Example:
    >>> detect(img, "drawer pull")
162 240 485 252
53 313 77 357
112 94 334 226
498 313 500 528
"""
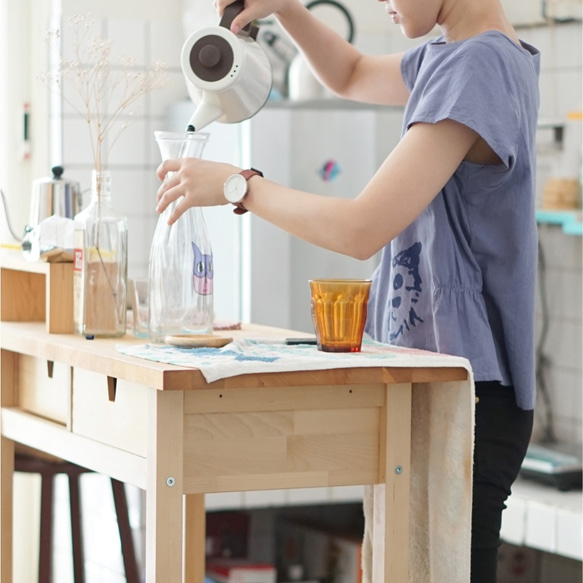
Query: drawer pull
107 376 118 402
47 360 54 379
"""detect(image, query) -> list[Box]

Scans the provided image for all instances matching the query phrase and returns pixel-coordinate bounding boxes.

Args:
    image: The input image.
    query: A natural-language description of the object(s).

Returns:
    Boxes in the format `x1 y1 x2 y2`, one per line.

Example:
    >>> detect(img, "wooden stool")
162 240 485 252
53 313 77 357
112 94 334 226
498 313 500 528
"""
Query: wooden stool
15 452 140 583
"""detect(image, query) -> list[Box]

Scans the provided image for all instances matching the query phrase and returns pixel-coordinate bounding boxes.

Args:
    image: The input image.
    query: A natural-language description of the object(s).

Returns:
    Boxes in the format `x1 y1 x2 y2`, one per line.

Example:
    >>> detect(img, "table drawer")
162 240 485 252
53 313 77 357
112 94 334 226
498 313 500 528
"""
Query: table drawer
72 368 148 457
18 355 71 425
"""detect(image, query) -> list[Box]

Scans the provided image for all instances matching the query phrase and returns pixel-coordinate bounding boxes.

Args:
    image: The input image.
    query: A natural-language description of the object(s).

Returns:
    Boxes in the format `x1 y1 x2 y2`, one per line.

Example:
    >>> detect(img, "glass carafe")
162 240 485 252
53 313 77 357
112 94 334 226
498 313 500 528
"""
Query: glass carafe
73 170 128 337
149 131 212 342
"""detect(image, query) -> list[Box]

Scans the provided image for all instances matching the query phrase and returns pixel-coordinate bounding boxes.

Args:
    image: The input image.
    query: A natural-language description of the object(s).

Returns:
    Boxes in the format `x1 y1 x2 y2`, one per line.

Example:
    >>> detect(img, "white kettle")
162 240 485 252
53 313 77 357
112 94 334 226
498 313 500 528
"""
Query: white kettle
181 0 272 132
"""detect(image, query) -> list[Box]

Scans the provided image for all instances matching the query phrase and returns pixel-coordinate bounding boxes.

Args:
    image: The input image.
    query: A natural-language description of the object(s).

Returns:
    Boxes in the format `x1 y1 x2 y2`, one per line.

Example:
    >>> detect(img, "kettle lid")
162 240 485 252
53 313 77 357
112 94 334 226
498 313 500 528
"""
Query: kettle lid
189 36 234 83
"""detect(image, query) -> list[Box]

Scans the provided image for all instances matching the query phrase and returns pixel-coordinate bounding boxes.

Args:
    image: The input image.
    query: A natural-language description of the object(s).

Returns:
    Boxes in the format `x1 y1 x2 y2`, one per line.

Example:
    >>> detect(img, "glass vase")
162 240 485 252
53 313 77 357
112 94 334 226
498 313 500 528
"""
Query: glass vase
149 131 213 342
73 170 128 337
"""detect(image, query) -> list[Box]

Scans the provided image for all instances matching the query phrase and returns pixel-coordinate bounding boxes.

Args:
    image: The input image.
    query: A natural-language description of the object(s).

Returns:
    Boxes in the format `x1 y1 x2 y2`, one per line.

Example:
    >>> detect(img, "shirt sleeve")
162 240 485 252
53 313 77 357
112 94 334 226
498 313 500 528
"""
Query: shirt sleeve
402 37 524 170
401 42 429 91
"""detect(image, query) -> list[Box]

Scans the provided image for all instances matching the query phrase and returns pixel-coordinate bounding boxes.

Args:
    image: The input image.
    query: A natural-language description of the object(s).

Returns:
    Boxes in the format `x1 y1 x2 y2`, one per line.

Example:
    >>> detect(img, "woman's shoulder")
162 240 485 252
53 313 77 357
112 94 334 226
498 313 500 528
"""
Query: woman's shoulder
402 30 539 93
446 31 538 66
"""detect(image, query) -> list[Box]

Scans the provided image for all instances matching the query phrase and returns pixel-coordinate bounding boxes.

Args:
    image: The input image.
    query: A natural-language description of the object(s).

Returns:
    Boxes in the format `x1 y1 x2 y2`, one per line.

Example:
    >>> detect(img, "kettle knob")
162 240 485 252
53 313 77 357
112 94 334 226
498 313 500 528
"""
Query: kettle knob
51 166 64 179
199 45 221 68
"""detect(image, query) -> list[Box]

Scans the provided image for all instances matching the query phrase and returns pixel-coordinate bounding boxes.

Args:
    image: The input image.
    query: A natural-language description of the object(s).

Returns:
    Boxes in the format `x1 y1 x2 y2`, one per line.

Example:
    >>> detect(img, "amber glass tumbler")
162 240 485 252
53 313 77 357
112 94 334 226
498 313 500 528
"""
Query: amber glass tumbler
309 279 372 353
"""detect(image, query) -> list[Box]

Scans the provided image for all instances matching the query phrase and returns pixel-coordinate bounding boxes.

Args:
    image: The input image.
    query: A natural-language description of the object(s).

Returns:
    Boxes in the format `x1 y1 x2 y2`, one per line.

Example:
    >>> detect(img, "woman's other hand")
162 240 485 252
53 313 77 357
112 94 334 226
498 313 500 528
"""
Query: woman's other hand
215 0 291 34
156 158 241 225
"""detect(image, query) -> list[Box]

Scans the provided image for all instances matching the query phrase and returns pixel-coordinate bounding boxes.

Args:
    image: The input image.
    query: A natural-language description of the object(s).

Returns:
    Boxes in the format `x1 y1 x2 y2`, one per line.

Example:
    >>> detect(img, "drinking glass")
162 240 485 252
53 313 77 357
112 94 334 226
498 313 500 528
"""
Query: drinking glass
309 279 372 352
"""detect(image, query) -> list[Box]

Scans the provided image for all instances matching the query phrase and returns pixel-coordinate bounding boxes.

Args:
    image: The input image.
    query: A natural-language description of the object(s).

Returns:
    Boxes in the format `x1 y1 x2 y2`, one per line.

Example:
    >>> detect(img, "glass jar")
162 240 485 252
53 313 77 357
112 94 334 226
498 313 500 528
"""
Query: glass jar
73 170 128 337
149 131 213 342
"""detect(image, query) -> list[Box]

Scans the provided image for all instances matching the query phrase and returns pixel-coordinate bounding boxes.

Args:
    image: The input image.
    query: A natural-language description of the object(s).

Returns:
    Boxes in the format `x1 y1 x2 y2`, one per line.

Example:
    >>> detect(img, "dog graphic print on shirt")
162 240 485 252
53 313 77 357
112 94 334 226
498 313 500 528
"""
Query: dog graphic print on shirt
388 241 424 341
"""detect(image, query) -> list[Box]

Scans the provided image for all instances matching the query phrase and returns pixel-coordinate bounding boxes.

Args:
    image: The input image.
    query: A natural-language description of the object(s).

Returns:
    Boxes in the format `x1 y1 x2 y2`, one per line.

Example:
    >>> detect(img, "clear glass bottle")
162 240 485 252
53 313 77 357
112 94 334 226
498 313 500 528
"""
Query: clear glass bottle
73 170 128 337
149 131 212 342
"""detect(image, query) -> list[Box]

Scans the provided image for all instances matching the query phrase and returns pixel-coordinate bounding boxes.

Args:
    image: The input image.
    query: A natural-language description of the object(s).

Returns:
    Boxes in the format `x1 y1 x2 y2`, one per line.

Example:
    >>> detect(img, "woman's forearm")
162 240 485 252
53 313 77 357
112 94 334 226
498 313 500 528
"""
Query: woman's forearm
241 176 393 261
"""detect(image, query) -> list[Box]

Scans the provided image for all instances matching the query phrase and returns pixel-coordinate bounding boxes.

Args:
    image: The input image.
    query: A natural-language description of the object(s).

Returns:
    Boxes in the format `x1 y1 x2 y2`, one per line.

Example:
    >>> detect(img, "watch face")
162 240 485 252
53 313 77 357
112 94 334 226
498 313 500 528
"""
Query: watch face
224 173 247 204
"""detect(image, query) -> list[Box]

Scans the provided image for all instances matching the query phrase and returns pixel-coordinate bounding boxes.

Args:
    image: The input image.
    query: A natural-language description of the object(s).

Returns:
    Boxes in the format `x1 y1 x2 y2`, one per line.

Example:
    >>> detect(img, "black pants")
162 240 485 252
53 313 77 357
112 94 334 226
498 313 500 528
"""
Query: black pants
471 381 534 583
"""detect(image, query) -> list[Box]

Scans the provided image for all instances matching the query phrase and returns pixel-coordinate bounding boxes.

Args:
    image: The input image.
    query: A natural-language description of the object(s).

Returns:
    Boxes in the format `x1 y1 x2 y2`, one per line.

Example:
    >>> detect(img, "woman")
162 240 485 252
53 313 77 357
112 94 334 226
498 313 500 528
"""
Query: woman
156 0 540 580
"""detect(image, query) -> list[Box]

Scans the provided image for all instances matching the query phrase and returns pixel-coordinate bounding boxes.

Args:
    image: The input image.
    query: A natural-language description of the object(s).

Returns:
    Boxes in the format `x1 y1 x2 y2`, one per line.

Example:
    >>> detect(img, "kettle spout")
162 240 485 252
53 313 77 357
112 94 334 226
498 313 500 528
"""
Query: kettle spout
186 93 223 132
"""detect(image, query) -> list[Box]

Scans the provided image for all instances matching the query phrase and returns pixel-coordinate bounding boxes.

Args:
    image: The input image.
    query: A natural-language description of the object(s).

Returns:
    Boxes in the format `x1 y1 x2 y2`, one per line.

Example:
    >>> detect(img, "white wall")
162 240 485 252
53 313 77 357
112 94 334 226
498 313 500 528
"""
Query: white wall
0 0 52 241
519 22 582 445
61 0 184 20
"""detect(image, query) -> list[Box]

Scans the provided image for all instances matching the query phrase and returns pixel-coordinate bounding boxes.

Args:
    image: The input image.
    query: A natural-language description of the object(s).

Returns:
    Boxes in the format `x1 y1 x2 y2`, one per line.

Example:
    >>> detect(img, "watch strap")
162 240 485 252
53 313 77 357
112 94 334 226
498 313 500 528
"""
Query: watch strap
232 168 263 215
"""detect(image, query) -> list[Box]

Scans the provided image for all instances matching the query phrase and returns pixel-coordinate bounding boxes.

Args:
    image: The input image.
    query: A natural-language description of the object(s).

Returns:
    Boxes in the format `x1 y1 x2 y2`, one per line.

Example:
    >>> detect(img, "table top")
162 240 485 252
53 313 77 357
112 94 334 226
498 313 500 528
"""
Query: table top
0 321 468 391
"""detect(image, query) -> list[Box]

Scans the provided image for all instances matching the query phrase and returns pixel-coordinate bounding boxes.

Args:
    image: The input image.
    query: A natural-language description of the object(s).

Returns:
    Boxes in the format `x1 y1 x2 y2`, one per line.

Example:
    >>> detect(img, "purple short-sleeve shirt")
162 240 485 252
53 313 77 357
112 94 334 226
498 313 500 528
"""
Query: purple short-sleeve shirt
365 32 541 410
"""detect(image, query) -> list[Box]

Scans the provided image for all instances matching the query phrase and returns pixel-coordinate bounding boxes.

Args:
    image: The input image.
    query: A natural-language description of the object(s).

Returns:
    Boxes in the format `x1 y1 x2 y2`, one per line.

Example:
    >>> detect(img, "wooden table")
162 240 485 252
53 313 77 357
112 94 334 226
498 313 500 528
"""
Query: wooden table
0 321 468 582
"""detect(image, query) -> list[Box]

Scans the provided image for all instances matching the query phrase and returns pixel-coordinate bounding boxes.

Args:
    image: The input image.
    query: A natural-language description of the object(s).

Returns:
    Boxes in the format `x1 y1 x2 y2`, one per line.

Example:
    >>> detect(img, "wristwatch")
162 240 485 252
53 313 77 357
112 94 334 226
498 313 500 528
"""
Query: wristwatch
223 168 263 215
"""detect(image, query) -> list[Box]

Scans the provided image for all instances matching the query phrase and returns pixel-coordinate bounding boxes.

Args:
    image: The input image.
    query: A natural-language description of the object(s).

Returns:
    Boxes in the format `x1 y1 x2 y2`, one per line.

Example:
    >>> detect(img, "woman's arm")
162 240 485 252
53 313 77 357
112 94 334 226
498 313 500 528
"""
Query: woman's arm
219 0 410 106
156 119 480 259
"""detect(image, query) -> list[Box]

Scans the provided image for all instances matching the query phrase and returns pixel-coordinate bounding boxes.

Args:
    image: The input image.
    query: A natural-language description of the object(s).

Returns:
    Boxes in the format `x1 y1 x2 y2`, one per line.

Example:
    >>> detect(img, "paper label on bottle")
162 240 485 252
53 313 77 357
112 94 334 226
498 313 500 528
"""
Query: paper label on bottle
73 230 85 332
73 247 83 271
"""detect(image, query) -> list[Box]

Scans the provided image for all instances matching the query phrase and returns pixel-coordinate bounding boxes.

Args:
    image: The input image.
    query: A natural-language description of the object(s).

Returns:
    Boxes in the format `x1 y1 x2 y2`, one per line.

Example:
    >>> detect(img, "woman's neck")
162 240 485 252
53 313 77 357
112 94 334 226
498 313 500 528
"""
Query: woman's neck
437 0 519 44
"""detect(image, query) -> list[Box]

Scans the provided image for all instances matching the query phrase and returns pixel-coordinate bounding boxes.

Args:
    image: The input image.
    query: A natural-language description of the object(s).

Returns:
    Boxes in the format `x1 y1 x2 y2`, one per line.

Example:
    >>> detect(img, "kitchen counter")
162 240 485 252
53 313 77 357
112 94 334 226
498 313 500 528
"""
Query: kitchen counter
0 252 476 582
0 319 472 583
502 476 583 561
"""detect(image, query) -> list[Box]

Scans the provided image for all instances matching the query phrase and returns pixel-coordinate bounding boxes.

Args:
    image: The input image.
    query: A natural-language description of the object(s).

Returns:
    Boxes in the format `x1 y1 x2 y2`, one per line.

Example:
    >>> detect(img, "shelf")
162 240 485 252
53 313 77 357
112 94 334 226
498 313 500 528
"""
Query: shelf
501 477 582 561
0 249 74 333
537 118 565 147
536 209 583 236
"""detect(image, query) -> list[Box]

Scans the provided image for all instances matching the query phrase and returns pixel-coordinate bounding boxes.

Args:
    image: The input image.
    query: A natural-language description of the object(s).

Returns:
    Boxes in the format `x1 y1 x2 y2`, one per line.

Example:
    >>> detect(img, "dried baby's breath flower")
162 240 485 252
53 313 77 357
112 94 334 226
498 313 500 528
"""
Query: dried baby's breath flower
42 13 170 172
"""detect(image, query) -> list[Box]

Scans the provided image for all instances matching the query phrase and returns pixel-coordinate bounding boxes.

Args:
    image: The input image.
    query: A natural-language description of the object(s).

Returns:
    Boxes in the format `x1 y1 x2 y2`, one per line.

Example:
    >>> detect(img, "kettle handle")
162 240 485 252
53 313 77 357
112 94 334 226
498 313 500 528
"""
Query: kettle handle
220 0 259 40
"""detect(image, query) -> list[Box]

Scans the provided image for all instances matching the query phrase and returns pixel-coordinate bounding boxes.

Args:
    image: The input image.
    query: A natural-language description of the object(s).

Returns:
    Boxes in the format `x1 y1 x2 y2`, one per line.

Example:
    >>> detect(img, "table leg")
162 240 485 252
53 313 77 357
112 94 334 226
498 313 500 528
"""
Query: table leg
382 382 412 582
184 494 206 583
1 349 17 583
0 437 14 583
145 390 184 583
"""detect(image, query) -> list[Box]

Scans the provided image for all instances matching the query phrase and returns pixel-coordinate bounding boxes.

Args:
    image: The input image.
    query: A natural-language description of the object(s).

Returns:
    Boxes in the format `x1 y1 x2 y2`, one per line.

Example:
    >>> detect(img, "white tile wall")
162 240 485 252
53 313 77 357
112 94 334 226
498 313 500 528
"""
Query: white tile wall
521 21 583 446
106 19 147 66
61 119 97 166
149 20 186 67
149 71 189 116
55 16 186 280
521 23 583 119
534 222 583 444
107 121 149 166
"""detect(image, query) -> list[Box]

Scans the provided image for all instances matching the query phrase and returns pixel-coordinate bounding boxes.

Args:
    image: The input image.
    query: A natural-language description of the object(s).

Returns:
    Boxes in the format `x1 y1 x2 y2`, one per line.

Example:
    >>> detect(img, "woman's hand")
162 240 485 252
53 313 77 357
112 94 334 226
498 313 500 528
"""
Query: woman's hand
156 158 241 225
215 0 292 34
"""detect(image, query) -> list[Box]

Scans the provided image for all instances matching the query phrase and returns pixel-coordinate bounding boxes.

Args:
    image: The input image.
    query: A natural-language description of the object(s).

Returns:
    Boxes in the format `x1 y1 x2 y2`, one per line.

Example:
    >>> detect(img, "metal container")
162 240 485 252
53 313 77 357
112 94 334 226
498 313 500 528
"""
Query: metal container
29 166 81 227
